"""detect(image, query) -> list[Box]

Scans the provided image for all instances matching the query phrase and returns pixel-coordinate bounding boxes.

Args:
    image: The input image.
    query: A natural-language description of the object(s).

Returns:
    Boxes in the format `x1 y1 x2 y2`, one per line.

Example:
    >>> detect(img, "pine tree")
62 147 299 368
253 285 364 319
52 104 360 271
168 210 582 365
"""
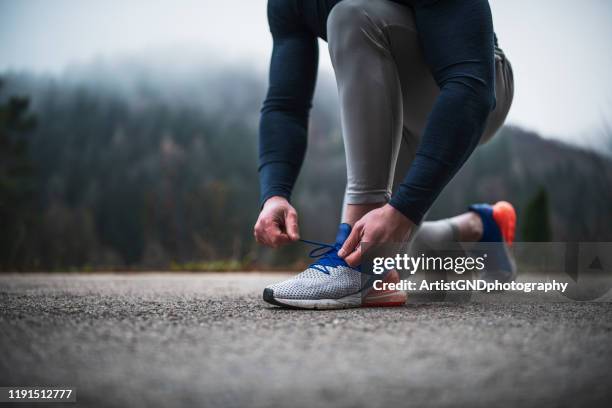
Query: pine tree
522 187 552 242
0 79 37 270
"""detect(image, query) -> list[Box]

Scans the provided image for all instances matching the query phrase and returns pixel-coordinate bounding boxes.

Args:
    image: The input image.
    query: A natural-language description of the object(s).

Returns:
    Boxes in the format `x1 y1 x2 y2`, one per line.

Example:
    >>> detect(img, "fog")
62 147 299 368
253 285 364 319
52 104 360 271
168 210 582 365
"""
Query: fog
1 0 612 144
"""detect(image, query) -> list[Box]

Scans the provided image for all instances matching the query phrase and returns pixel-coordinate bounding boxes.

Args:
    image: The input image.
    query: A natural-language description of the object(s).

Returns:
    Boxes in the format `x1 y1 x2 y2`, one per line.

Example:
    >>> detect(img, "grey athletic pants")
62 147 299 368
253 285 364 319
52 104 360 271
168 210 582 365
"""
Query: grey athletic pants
328 0 514 243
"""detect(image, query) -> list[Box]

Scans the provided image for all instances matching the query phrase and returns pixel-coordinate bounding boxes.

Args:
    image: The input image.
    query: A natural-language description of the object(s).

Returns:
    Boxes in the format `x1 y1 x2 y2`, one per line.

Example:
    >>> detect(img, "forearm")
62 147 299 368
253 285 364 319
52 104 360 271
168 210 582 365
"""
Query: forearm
389 0 496 224
389 81 493 224
258 3 318 206
258 110 308 205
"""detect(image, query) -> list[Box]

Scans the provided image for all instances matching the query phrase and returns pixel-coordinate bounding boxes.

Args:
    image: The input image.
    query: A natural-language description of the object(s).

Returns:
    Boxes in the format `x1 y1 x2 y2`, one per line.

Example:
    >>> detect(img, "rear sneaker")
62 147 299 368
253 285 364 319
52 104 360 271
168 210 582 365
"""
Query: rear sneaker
469 201 517 284
263 223 407 309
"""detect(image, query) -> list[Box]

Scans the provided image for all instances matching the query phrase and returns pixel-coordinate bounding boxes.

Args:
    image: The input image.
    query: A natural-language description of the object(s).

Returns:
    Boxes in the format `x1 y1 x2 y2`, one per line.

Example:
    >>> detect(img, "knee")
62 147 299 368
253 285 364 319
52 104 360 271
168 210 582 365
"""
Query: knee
328 0 371 29
444 78 496 117
474 87 495 116
328 0 378 56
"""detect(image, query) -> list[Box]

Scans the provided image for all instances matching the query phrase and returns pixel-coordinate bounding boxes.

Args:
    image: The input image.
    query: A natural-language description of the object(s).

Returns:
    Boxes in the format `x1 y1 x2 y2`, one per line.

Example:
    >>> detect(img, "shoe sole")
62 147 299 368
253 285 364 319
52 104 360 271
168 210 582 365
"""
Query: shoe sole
362 290 407 307
362 269 407 307
263 284 407 310
263 288 362 309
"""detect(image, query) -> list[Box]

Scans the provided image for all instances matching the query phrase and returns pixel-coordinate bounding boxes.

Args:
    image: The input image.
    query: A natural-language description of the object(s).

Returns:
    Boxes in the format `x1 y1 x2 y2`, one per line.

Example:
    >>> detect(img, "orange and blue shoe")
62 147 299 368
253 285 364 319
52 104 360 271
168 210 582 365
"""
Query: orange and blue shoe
263 223 406 309
469 201 517 283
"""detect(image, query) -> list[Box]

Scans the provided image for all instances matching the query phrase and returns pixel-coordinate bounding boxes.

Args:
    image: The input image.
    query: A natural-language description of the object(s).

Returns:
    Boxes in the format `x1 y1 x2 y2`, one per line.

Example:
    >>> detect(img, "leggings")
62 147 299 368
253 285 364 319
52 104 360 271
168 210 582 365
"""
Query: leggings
327 0 514 244
328 0 513 225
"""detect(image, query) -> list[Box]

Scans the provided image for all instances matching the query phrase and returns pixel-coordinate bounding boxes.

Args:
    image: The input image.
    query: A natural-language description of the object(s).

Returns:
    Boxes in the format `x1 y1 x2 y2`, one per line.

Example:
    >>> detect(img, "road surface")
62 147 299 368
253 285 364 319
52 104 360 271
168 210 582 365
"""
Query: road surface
1 273 611 408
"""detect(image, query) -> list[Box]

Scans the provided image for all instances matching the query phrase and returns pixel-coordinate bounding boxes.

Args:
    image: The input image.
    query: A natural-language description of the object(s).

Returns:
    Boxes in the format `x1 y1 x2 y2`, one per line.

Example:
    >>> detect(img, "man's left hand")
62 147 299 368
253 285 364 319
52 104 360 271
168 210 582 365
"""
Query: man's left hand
338 204 415 267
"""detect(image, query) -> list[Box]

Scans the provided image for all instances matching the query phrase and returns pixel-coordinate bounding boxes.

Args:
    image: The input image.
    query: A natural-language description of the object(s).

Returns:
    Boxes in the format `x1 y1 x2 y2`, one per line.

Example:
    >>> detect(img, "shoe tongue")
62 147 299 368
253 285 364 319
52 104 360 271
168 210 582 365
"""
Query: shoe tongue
335 223 352 246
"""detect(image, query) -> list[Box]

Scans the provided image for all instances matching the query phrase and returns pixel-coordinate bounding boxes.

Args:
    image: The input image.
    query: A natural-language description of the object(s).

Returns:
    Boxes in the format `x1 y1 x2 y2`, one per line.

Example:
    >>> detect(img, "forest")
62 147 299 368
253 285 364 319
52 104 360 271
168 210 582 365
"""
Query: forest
1 59 611 271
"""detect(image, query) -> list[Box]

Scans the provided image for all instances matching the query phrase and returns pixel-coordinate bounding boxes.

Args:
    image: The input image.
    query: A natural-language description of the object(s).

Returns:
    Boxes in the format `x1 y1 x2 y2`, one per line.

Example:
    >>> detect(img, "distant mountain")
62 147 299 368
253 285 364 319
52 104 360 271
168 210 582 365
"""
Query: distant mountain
430 126 612 241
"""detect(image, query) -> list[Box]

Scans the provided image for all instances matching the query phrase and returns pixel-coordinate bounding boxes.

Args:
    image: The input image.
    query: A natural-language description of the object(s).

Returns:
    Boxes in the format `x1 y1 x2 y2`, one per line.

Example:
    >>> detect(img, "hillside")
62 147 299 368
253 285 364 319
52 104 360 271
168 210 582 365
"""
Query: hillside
1 61 611 270
431 126 612 241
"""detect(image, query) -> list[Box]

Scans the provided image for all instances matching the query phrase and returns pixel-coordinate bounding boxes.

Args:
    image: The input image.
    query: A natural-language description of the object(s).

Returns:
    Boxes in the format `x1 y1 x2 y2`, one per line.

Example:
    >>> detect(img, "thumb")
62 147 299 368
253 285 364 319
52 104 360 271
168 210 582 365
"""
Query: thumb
338 223 362 258
285 210 300 241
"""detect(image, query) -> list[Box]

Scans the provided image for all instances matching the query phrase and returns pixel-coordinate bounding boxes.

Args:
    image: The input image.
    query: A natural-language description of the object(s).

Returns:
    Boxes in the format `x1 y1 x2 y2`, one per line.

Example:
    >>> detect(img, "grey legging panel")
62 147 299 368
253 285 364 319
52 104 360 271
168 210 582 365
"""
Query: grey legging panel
327 0 514 205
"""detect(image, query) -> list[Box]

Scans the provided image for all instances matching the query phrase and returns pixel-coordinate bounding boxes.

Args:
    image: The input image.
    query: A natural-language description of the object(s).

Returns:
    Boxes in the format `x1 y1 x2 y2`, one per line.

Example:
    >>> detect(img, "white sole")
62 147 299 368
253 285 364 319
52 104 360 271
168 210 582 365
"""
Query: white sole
271 293 362 309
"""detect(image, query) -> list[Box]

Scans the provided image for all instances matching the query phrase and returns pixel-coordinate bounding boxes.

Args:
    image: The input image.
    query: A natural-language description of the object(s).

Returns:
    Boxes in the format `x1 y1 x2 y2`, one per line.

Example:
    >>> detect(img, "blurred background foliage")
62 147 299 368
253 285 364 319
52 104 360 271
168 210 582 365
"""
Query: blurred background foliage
1 59 611 271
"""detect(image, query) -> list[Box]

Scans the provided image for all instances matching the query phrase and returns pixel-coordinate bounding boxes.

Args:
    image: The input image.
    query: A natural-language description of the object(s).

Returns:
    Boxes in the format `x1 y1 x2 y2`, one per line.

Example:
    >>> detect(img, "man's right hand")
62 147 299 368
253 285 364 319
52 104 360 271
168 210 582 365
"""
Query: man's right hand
254 196 300 248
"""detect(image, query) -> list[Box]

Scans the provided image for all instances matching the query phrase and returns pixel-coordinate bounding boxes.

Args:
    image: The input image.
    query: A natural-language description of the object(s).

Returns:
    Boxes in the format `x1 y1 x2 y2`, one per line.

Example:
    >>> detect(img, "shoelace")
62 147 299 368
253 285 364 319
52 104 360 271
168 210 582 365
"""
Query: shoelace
299 238 348 275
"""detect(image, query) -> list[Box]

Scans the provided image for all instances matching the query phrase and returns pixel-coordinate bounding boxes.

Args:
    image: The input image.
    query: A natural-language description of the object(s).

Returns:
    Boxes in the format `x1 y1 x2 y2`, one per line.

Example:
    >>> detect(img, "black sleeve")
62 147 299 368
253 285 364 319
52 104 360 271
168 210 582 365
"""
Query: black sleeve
258 0 319 206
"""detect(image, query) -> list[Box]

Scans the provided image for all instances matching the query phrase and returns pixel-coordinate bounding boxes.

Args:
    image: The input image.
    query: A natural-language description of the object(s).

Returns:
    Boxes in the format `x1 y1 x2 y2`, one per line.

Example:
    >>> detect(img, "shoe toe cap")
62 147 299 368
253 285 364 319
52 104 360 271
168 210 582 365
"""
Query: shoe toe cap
263 287 276 303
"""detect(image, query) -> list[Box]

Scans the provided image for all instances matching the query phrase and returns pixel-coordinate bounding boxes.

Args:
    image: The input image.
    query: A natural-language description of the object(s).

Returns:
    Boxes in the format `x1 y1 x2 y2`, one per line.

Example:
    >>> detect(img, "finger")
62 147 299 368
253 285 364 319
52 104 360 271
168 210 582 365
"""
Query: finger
338 223 362 258
254 221 265 245
264 223 291 248
272 234 292 248
255 219 278 247
285 210 300 241
344 245 363 267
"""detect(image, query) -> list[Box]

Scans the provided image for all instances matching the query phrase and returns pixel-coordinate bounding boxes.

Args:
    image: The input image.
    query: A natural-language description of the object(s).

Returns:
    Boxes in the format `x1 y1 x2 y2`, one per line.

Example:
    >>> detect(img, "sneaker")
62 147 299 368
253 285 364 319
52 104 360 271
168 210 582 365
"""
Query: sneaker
468 201 517 283
362 268 407 307
263 223 407 309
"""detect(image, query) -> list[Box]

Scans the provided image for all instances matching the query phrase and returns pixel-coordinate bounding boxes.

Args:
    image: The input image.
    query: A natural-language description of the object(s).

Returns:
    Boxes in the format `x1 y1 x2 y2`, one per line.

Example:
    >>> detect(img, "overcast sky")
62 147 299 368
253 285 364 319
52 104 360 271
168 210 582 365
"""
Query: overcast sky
1 0 611 144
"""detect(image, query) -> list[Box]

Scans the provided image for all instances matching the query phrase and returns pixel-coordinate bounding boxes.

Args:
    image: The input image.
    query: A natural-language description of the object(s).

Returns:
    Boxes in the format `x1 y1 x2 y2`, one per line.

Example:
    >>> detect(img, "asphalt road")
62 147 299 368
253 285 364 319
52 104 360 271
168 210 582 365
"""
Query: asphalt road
1 273 612 408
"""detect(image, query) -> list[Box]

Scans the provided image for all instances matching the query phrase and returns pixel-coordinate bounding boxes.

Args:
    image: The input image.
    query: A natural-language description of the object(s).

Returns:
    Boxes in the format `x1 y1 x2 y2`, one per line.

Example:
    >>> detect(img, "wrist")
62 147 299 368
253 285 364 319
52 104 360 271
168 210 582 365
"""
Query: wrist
383 203 416 229
263 195 289 209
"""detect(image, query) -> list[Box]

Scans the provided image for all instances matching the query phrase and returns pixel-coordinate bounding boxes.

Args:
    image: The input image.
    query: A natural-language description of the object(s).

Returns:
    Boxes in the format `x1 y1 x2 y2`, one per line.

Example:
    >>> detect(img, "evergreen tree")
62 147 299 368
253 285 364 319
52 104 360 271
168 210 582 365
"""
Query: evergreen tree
0 80 37 270
522 187 552 242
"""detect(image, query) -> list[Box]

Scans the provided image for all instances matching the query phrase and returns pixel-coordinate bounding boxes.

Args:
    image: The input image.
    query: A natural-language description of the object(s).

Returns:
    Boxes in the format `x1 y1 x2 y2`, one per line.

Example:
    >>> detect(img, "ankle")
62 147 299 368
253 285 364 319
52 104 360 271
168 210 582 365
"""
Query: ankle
451 212 483 242
342 202 386 225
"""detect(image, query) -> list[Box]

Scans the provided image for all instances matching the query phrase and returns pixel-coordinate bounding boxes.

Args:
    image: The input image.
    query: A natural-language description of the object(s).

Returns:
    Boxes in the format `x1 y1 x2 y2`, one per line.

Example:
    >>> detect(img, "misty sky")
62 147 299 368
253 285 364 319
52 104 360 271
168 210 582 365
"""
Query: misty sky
1 0 611 143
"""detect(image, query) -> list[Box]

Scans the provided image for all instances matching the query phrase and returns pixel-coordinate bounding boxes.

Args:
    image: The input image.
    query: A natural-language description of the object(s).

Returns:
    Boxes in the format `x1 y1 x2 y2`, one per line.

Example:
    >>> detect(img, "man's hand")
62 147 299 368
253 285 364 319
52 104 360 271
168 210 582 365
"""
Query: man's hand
338 204 415 267
254 196 300 248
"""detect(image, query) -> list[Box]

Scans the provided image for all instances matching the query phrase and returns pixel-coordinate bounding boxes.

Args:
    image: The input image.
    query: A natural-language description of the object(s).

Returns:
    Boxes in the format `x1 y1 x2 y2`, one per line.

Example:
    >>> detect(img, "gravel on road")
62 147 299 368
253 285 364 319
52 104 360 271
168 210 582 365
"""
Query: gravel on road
1 273 611 408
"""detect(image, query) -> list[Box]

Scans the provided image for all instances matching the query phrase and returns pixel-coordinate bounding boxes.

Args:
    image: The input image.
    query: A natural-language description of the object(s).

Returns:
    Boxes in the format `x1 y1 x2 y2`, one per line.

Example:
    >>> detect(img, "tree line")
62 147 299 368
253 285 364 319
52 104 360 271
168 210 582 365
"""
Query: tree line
1 65 611 271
